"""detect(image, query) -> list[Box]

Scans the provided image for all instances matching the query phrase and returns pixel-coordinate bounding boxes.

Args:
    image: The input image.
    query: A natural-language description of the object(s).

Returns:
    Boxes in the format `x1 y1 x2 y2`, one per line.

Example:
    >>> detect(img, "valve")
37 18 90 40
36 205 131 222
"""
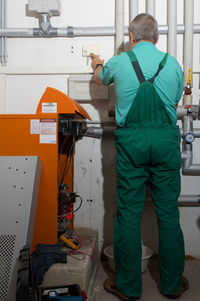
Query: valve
183 68 193 105
184 132 195 144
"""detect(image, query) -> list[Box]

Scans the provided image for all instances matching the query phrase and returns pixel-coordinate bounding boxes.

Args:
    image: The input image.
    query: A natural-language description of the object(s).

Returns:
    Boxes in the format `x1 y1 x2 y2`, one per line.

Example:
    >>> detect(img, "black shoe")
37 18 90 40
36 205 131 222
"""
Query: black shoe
161 276 189 299
103 278 140 301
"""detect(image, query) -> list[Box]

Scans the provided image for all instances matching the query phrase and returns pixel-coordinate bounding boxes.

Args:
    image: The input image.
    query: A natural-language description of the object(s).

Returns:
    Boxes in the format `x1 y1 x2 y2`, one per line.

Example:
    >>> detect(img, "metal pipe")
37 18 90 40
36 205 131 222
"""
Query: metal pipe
181 116 200 175
115 0 124 55
0 0 3 64
180 128 200 138
167 0 177 57
146 0 155 17
182 144 200 175
39 14 51 34
0 28 34 37
177 106 188 119
1 24 200 38
3 0 7 64
183 116 193 136
183 0 194 87
2 0 6 64
129 0 138 23
147 195 200 206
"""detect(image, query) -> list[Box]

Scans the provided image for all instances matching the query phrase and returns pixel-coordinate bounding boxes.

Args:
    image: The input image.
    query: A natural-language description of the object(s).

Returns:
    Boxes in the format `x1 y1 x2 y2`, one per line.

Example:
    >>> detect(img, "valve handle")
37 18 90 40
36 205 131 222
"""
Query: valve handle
187 68 192 85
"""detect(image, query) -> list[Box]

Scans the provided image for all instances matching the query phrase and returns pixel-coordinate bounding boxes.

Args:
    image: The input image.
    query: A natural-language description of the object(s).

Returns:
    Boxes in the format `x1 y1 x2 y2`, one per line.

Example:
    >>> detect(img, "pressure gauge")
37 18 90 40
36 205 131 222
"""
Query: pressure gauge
184 132 195 143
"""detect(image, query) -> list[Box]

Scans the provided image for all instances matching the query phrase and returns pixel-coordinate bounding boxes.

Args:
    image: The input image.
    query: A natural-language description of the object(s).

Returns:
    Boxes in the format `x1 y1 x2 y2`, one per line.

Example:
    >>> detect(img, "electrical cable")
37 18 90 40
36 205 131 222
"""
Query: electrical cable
63 237 94 259
57 195 83 218
59 138 75 188
61 141 75 184
58 134 69 188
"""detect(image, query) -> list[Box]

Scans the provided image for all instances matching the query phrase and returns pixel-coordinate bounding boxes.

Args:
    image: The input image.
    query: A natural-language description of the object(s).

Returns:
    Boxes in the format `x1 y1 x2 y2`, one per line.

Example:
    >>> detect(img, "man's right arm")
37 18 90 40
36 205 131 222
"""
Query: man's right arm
90 53 104 85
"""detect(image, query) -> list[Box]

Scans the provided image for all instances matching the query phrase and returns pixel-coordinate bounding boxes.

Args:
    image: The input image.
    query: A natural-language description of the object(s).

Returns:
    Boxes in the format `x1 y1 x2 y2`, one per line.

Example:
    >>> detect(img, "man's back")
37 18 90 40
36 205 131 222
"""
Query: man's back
99 41 183 126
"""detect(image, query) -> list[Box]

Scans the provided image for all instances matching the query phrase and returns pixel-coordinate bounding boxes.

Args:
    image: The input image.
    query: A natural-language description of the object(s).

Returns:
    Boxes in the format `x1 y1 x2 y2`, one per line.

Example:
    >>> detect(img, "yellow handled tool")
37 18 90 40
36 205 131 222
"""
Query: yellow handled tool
60 234 80 250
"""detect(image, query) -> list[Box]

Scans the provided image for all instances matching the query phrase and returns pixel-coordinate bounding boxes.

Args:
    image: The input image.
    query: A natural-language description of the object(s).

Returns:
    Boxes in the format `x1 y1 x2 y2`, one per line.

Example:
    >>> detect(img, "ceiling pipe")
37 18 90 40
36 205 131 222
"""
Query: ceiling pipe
146 0 155 17
1 25 200 38
115 0 124 55
129 0 139 23
183 0 194 87
167 0 177 57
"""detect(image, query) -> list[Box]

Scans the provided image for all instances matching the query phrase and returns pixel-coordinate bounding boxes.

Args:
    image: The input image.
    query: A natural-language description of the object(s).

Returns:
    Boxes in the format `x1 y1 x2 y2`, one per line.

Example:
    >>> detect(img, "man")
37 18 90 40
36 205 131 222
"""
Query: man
90 13 188 301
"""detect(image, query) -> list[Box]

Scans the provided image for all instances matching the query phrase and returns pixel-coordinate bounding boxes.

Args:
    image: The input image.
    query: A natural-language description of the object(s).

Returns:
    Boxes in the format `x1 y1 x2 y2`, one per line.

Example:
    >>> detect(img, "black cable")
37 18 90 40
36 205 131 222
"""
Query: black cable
57 195 83 218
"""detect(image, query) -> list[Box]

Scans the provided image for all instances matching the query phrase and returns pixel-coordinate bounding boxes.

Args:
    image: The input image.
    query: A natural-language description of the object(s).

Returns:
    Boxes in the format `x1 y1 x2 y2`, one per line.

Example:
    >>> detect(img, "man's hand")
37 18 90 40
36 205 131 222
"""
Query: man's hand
90 53 104 70
90 53 104 85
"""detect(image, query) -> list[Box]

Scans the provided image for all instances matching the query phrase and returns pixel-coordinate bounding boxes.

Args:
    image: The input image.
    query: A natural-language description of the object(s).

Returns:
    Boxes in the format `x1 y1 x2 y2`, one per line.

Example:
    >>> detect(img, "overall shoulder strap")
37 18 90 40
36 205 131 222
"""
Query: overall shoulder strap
148 53 168 83
127 51 146 84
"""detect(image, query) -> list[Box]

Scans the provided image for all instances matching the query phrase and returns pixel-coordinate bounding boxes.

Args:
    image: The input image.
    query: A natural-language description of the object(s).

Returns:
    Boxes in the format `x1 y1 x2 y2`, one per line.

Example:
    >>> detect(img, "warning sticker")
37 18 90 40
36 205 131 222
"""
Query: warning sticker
30 119 40 134
40 135 56 144
40 119 56 144
42 103 57 113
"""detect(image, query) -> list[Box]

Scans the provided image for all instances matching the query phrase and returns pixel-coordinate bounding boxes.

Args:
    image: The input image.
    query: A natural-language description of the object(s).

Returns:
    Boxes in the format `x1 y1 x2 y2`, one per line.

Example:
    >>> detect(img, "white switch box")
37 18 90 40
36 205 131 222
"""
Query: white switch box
68 75 108 101
82 44 100 57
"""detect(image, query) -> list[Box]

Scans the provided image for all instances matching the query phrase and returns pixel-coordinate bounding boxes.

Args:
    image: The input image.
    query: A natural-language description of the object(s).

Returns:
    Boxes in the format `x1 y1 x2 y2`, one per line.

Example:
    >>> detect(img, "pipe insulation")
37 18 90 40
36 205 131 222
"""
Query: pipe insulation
115 0 124 55
183 0 194 87
129 0 139 23
167 0 177 57
146 0 155 17
1 25 200 38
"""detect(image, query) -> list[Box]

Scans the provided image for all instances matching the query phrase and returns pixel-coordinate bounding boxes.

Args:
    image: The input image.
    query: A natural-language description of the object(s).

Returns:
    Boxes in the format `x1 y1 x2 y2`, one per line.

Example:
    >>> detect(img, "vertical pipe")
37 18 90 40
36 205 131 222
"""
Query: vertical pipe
0 0 3 64
3 0 7 64
146 0 155 17
183 0 194 87
0 74 7 113
115 0 124 55
129 0 139 23
167 0 177 58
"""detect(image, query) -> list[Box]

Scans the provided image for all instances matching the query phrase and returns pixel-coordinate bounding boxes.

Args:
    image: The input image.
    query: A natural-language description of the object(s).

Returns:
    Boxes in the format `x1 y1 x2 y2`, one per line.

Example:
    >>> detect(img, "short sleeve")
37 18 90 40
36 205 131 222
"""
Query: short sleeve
175 64 183 104
98 56 116 86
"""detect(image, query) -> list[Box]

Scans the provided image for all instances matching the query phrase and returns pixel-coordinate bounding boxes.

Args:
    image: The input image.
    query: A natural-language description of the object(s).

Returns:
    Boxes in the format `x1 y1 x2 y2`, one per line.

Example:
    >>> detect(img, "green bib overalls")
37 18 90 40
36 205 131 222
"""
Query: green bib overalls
114 51 185 297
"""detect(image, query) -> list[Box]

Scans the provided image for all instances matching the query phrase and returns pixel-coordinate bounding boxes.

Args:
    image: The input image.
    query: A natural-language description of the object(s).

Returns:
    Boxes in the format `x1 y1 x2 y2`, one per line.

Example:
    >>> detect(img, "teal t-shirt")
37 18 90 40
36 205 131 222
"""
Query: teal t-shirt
99 42 183 126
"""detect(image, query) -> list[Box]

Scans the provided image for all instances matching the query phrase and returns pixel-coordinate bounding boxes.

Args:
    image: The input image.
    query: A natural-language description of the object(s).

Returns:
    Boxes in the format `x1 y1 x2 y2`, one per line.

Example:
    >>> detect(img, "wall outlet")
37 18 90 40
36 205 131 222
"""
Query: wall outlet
82 44 100 57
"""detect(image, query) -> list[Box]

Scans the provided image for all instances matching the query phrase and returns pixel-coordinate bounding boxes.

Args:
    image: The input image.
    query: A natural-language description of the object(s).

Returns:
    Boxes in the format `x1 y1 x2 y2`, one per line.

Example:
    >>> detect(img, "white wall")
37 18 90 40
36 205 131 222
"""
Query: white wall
0 0 200 257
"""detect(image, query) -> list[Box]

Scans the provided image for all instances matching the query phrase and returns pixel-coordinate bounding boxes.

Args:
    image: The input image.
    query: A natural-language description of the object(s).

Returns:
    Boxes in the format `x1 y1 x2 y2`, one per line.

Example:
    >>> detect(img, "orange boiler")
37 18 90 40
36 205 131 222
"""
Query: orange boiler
0 87 91 251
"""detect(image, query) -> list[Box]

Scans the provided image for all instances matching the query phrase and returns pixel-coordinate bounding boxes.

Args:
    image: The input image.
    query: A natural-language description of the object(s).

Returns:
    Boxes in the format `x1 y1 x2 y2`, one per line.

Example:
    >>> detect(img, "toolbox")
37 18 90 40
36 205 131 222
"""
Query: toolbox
37 284 84 300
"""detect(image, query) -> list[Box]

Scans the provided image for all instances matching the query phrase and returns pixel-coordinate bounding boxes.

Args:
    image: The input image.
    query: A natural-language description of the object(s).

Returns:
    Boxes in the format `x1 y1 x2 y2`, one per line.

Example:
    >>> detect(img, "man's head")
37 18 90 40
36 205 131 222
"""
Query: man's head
129 13 158 47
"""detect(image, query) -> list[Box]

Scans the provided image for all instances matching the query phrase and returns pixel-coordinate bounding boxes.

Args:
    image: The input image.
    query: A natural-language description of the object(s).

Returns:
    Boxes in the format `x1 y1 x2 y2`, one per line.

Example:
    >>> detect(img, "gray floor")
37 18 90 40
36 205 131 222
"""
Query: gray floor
89 259 200 301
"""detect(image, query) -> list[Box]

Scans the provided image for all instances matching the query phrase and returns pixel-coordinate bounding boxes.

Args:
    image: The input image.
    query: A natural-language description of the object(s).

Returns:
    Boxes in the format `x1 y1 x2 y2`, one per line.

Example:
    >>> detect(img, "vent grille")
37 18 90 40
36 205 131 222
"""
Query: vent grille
0 235 16 301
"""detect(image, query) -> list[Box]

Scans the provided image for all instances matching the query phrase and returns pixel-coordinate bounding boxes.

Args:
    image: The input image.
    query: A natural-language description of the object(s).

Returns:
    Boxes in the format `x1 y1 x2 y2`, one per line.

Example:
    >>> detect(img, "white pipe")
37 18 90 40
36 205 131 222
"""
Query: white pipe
3 0 6 64
1 24 200 38
167 0 177 57
115 0 124 55
146 0 155 17
0 0 3 64
0 74 7 113
129 0 139 23
183 0 194 87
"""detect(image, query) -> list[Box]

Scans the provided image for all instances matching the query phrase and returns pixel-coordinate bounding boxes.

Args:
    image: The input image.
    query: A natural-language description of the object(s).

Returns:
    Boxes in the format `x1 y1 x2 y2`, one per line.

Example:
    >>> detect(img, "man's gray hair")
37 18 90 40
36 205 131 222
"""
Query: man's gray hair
128 13 158 44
